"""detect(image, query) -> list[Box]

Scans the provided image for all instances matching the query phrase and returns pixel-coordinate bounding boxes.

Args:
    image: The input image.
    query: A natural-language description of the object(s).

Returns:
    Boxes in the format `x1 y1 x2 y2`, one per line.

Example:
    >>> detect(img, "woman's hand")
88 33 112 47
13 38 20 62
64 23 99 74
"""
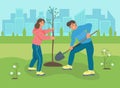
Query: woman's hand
48 28 54 31
51 36 55 40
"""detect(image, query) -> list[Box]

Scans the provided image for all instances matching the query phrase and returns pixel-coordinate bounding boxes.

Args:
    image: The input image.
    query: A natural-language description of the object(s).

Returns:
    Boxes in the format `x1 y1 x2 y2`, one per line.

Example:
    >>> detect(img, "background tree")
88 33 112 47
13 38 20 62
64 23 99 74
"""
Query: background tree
97 29 100 37
22 28 26 36
109 27 112 36
16 34 19 37
1 31 4 36
114 31 117 36
44 6 62 66
103 33 106 37
68 31 71 37
12 32 15 37
60 27 63 36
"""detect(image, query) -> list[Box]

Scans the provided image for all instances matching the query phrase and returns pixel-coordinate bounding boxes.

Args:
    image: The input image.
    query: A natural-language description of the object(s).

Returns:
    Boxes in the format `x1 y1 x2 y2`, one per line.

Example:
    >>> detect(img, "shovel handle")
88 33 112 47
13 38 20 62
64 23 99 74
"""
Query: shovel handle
63 30 98 54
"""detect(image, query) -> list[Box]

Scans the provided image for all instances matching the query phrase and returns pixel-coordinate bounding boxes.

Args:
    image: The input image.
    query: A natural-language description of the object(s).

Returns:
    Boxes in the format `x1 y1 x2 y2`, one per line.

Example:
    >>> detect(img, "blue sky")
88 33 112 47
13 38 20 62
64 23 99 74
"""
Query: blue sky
0 0 120 35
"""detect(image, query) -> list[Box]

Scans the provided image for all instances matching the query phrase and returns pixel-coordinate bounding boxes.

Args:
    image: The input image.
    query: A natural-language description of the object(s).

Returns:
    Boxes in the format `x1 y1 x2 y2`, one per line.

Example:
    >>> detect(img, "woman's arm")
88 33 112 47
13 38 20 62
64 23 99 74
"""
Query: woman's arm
43 28 53 34
38 32 51 40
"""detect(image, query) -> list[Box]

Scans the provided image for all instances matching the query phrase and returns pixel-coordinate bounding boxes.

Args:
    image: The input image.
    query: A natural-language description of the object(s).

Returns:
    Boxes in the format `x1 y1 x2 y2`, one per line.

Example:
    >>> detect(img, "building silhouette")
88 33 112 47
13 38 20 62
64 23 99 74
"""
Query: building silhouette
75 9 115 36
2 9 115 36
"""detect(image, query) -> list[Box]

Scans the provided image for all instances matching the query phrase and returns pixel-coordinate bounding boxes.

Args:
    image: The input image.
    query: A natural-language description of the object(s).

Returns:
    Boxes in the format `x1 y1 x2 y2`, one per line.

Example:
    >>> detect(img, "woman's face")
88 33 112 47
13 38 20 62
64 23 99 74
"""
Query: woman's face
39 21 45 27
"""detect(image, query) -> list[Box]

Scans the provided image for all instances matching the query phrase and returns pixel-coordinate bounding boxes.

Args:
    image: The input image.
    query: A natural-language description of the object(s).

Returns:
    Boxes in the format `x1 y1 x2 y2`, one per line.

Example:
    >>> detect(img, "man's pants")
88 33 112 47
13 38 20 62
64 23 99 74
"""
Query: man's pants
68 41 94 70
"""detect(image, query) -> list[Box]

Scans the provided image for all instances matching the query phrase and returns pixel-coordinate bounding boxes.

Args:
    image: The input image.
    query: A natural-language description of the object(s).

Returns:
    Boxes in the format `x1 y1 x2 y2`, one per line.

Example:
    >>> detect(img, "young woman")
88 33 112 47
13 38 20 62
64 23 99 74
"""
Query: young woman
28 18 54 76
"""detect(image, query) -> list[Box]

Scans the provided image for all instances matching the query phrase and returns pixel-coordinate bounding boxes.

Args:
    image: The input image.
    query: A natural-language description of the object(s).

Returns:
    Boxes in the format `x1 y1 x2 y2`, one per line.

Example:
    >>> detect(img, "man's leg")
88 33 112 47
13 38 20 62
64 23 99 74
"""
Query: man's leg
83 41 95 76
63 44 86 70
68 44 86 65
86 41 94 70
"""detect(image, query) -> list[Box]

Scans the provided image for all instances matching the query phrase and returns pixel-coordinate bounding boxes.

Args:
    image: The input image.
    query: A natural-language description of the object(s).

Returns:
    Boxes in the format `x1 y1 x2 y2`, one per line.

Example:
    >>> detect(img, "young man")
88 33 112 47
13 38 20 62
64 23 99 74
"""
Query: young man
63 20 95 76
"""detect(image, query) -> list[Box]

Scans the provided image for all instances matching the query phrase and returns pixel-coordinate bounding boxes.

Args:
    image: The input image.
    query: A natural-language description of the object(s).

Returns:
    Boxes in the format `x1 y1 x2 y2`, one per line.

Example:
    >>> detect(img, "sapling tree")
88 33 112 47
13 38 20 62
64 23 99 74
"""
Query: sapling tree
44 6 62 66
9 64 21 79
100 49 114 70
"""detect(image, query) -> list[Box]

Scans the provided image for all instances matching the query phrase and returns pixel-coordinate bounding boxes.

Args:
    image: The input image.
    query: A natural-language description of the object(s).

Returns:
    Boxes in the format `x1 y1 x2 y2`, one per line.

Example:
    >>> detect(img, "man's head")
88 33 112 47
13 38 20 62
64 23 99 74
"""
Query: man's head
67 20 77 30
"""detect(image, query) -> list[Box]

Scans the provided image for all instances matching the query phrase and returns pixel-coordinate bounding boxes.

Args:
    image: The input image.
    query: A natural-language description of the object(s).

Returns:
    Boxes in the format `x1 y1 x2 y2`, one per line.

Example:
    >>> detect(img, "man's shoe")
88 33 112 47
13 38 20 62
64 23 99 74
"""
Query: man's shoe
83 70 95 76
62 65 72 70
36 71 45 76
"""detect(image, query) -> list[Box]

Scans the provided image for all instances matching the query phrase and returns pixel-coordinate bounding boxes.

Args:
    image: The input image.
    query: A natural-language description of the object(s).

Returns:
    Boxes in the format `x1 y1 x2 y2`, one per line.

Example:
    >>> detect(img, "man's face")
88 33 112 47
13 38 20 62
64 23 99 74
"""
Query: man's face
69 23 77 30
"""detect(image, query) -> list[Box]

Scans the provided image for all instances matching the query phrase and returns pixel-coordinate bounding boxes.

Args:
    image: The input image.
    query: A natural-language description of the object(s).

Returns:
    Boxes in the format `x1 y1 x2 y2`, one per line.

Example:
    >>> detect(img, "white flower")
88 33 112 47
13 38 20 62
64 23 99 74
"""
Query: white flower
10 72 14 75
17 72 21 75
100 62 104 66
13 65 17 68
102 49 106 53
107 53 111 57
111 63 114 66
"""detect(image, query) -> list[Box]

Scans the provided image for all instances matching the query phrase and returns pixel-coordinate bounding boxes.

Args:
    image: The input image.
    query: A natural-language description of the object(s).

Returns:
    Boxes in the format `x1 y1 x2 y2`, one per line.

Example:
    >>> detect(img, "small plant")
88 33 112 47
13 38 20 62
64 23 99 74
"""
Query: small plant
100 49 114 70
9 64 21 79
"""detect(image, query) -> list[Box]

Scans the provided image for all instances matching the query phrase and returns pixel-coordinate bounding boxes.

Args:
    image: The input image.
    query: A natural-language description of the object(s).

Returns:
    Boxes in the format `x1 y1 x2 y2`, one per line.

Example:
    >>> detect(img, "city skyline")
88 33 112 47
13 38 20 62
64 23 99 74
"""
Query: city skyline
2 8 115 36
0 0 120 35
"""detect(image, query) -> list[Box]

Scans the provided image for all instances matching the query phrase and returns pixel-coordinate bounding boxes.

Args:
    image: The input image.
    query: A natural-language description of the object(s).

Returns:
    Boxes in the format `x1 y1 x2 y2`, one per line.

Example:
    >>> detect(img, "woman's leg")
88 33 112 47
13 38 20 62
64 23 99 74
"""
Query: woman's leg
36 46 43 71
29 44 37 67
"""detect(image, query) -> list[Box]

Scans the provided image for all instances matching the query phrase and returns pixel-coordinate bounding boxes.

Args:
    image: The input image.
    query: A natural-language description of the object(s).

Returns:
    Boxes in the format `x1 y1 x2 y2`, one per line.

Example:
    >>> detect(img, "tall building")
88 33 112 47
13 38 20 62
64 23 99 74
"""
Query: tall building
59 9 70 18
14 9 24 36
25 9 37 36
54 19 61 36
2 9 25 36
62 17 71 36
74 9 115 36
99 20 112 36
107 11 115 35
2 8 115 36
75 10 86 25
2 20 14 36
38 11 44 18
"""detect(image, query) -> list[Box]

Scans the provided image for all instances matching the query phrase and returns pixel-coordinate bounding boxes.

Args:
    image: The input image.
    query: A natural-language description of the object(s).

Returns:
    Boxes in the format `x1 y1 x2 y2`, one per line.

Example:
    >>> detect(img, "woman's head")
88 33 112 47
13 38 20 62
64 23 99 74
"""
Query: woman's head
35 18 45 28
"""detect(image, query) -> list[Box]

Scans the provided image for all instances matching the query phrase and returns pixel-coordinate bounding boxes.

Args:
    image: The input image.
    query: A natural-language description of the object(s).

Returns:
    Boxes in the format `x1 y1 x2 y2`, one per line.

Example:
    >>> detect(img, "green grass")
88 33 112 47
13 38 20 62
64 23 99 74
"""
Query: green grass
0 36 120 43
0 53 120 88
0 43 120 88
0 44 120 59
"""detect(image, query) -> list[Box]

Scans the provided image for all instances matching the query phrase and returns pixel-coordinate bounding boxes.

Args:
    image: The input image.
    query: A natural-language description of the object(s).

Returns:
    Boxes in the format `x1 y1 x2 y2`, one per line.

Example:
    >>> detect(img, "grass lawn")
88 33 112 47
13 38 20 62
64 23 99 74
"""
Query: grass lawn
0 43 120 60
0 36 120 43
0 53 120 88
0 43 120 88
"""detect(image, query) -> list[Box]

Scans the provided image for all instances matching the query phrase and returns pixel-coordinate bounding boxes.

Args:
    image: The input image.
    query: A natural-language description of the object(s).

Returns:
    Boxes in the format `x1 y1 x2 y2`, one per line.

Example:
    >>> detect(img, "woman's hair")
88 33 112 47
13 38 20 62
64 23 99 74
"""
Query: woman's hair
34 18 45 28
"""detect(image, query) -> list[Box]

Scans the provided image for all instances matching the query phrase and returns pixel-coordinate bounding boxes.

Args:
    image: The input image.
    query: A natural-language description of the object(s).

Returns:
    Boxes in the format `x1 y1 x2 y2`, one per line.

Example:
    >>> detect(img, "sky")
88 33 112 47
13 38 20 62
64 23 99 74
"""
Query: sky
0 0 120 35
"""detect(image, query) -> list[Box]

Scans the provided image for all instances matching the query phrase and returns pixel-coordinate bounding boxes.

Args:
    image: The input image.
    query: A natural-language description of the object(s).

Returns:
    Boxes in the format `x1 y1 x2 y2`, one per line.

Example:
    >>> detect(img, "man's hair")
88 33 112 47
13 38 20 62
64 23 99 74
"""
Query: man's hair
66 20 76 27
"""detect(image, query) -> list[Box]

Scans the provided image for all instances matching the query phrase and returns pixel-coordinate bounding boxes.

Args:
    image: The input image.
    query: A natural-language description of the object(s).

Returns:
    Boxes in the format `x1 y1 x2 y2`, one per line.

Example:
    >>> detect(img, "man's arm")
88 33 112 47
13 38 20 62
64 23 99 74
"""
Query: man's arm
85 23 92 33
69 33 75 50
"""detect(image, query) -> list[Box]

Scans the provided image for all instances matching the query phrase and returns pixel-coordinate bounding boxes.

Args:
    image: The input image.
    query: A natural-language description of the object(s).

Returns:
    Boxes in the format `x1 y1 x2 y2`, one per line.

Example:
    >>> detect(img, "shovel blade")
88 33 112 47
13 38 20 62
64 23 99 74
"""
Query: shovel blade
55 51 65 61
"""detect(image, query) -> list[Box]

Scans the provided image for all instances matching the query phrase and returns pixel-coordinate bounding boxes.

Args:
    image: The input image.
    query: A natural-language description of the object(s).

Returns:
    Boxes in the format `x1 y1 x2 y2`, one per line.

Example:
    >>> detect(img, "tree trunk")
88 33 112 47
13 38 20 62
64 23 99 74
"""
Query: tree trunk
51 11 54 62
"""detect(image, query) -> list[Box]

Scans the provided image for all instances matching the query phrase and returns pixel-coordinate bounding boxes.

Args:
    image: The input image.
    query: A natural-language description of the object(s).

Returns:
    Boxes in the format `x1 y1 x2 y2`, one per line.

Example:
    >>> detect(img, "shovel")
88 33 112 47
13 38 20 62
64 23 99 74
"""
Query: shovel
55 30 98 61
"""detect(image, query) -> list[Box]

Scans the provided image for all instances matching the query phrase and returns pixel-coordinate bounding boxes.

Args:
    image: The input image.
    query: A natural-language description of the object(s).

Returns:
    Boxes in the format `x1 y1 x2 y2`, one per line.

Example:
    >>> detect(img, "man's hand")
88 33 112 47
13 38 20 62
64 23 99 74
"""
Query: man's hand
69 46 73 50
51 36 55 40
86 33 91 39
